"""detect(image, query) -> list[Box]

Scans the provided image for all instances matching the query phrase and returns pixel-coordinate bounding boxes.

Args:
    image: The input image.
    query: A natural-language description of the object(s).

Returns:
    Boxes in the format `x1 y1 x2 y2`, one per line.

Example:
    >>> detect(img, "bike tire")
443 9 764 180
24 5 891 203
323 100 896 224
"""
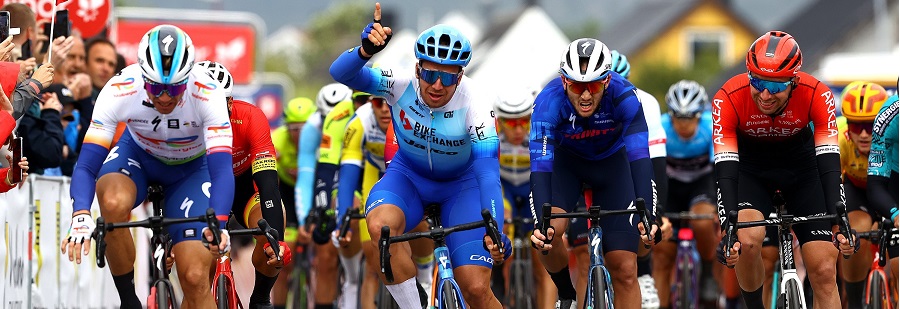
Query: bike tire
288 265 309 309
520 258 536 309
217 276 230 309
377 284 400 309
784 280 802 309
442 283 463 309
866 271 884 309
592 267 610 309
677 260 695 309
156 281 172 309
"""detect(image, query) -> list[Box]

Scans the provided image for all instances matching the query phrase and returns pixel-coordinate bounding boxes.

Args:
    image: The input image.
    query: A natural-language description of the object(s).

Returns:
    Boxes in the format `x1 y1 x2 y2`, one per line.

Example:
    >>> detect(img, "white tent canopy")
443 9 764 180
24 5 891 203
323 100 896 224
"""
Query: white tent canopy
814 48 900 87
372 11 483 72
470 6 569 93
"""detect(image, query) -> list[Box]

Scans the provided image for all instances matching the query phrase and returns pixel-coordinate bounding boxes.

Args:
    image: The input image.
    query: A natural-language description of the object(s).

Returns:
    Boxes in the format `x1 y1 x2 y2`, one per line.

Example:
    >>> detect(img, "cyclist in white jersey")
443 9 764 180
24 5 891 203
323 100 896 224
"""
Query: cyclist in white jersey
61 25 233 308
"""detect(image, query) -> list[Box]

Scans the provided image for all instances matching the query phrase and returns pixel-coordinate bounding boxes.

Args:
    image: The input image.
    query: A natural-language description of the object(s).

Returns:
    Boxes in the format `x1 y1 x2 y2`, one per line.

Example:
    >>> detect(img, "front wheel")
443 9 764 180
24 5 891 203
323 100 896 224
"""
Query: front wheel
216 276 230 309
783 279 802 309
441 282 463 309
864 271 884 309
591 267 610 309
155 280 174 309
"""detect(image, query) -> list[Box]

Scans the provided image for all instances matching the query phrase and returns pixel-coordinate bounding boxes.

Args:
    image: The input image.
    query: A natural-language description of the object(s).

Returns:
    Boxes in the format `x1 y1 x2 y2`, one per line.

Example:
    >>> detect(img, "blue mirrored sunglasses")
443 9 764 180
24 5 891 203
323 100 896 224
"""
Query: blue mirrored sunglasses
144 78 189 97
748 73 792 94
418 67 461 87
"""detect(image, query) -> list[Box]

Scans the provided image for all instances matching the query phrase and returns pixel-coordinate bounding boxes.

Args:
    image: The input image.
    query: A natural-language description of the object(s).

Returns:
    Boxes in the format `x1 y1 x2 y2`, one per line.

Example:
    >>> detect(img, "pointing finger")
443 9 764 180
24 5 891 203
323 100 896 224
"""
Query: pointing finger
374 2 382 22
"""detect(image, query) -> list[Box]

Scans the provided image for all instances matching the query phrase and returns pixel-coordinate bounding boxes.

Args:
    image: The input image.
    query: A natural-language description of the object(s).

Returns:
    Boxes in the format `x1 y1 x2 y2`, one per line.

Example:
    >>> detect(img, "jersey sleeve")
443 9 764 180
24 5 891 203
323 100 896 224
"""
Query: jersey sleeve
330 46 394 100
467 85 504 225
296 118 322 226
712 88 740 228
248 105 277 160
529 88 561 217
69 76 129 212
638 89 667 158
340 115 365 167
336 116 365 227
200 89 234 223
809 84 842 216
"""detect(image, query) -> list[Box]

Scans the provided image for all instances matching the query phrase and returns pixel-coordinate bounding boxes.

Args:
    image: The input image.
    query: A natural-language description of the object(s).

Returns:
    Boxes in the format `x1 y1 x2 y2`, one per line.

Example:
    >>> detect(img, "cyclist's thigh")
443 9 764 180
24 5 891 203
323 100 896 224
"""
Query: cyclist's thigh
736 168 775 244
442 177 495 268
580 149 638 254
666 177 694 240
97 132 150 207
543 149 588 220
781 169 831 245
366 167 425 233
688 172 715 208
358 160 381 243
566 199 589 248
844 180 879 223
232 170 257 228
160 157 214 244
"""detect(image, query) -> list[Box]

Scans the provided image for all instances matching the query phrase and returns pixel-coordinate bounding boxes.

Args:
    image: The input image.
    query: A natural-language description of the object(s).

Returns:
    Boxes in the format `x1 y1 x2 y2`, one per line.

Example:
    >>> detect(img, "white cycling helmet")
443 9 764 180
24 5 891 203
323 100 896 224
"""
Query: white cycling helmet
495 87 536 119
316 83 352 115
665 80 708 118
195 61 233 97
559 38 612 82
137 25 195 84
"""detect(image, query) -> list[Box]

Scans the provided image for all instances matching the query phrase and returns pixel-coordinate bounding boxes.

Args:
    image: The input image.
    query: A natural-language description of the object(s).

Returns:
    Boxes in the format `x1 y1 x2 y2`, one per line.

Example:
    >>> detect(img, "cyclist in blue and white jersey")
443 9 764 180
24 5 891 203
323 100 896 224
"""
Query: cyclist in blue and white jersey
652 80 722 308
329 3 510 308
529 38 661 309
564 49 670 309
60 25 233 308
867 94 899 281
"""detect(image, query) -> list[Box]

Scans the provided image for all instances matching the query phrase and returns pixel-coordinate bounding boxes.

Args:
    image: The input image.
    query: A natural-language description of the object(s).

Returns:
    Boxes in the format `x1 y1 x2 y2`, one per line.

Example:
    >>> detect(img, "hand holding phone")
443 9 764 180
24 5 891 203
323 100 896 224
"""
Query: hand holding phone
0 11 10 42
40 10 69 54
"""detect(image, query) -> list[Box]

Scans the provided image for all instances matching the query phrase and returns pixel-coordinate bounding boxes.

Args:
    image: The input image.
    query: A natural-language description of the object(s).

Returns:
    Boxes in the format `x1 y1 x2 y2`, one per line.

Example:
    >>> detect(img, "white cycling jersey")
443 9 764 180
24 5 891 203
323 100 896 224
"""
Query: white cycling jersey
636 88 667 159
87 64 232 163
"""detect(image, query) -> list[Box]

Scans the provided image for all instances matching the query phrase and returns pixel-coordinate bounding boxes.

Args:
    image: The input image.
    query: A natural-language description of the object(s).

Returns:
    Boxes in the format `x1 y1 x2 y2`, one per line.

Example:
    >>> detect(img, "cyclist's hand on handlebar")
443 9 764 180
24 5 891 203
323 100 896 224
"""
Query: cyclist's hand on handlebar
332 229 352 248
716 236 741 267
531 226 555 252
483 233 512 264
637 222 660 246
832 229 860 256
165 251 175 271
263 241 292 268
201 227 231 256
61 212 94 264
296 224 313 245
359 2 393 57
659 217 673 241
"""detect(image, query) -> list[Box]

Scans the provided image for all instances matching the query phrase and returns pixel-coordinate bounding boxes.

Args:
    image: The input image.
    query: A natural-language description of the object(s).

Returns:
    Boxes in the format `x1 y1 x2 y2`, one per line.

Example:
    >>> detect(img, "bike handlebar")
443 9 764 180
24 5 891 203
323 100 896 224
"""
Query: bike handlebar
663 212 717 221
229 219 282 262
92 208 222 268
539 198 656 254
338 209 366 240
379 209 501 283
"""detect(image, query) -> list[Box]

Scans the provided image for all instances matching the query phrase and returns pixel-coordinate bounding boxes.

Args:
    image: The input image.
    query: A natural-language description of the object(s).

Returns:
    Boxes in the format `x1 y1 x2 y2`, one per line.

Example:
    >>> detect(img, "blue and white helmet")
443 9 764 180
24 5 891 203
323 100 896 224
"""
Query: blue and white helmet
137 25 195 84
665 80 708 118
414 24 472 67
559 38 611 82
610 50 631 79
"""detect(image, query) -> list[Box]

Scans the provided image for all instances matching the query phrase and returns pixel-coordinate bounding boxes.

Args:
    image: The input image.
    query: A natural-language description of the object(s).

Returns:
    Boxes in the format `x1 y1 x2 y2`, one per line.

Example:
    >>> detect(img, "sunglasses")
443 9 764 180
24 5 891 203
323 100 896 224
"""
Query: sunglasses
144 78 188 97
748 73 793 94
418 66 461 87
500 117 530 128
562 77 607 95
848 122 873 135
371 97 387 108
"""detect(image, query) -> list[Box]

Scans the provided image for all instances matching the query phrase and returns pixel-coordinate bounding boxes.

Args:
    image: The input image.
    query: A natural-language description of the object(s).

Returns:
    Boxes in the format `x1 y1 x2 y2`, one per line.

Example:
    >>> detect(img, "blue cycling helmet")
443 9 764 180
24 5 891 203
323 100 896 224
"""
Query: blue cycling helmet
610 50 631 79
137 25 195 84
414 24 472 67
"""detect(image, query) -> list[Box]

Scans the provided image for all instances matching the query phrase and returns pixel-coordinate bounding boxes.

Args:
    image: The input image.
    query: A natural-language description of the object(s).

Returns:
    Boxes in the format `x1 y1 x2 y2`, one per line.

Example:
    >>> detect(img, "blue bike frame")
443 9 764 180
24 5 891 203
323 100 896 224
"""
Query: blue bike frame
585 224 614 309
433 246 466 309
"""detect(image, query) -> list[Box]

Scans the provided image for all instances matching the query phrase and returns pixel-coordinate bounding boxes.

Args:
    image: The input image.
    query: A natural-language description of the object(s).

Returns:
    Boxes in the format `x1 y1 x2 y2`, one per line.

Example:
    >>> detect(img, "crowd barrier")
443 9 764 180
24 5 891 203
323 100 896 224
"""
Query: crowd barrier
0 175 163 309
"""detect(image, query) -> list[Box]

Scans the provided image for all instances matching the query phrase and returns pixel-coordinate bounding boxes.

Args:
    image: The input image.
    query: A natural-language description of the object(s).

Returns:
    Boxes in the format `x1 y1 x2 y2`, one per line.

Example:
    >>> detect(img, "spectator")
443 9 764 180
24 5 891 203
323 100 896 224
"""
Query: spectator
53 35 83 84
84 38 116 98
115 53 126 74
41 83 77 176
0 154 29 193
2 3 36 60
17 67 62 175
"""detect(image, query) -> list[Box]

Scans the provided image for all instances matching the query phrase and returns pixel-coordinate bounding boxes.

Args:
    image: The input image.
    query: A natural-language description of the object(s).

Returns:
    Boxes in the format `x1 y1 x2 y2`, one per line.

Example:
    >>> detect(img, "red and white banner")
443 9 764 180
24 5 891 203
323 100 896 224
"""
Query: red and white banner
114 20 257 84
1 0 112 38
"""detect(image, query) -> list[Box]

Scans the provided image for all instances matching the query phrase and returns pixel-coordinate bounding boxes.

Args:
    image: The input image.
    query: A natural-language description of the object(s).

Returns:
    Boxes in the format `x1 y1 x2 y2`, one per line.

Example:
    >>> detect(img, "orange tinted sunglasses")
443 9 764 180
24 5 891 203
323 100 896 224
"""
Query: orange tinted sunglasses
562 77 607 94
500 118 530 128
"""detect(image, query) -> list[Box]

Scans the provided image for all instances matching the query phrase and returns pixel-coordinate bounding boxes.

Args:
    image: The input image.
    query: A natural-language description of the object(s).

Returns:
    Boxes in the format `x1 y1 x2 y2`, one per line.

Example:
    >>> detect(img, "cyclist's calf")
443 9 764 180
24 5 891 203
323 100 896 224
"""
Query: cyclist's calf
799 242 840 294
454 265 501 308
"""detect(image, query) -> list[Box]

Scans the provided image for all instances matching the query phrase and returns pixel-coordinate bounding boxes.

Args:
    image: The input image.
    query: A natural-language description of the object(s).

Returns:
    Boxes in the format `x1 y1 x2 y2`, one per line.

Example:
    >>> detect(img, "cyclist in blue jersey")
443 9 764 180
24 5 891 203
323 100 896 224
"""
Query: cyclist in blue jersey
529 38 660 309
867 94 899 281
60 25 233 308
328 3 510 308
652 80 722 308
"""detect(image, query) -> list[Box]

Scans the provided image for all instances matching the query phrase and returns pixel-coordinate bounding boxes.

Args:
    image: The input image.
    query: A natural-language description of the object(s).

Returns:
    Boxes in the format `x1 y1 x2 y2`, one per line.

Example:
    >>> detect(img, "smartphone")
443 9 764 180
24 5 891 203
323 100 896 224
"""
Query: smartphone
0 11 10 42
40 10 69 53
11 136 22 183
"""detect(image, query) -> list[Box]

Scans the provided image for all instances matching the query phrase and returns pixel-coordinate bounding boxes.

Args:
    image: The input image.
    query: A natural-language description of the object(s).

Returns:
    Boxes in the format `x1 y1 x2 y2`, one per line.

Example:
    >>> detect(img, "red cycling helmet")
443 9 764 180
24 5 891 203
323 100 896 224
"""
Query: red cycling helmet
746 31 802 79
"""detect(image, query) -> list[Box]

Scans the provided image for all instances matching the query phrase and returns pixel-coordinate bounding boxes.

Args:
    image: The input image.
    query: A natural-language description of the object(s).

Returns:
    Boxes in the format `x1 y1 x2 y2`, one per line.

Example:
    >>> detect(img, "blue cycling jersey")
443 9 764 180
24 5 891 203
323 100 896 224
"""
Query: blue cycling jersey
530 74 654 217
661 111 714 183
330 46 503 218
869 95 899 178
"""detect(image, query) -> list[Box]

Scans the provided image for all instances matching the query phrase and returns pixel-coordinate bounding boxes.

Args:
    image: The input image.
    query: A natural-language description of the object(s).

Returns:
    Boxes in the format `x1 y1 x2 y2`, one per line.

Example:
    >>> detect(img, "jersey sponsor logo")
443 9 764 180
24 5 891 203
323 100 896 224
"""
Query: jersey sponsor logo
142 100 155 108
713 152 739 163
195 81 217 94
380 69 393 77
469 255 493 264
821 90 838 137
712 99 724 145
134 131 200 148
402 138 461 155
110 77 135 90
399 110 413 130
872 101 898 136
207 122 232 133
743 126 803 137
444 111 454 118
90 119 105 129
563 128 616 139
745 120 768 126
151 116 162 131
191 93 210 102
127 118 149 124
114 90 138 97
168 119 180 129
814 145 839 155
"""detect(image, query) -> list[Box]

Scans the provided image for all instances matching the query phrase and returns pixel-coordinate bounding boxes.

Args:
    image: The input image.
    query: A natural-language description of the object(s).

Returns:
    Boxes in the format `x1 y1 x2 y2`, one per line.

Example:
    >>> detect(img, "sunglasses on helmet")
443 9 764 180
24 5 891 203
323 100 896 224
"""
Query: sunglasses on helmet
417 66 462 87
848 122 873 135
144 78 189 97
748 73 793 94
562 77 607 95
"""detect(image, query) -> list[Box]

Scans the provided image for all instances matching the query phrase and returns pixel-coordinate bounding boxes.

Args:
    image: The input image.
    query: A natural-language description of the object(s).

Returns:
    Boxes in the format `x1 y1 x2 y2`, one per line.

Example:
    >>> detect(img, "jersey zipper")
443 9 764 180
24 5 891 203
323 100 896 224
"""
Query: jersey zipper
427 109 434 171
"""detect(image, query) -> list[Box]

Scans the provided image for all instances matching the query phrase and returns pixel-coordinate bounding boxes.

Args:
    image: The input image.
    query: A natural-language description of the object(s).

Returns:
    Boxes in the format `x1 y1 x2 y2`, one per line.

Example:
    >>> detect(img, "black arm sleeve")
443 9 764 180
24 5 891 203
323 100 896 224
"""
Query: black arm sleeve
252 168 285 241
715 160 740 230
816 152 843 216
651 156 668 216
867 174 898 220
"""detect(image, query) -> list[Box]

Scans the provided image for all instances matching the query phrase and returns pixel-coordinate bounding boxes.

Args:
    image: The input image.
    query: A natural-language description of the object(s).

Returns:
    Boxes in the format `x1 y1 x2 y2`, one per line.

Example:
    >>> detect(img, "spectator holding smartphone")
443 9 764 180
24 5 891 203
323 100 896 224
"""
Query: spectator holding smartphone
17 64 60 176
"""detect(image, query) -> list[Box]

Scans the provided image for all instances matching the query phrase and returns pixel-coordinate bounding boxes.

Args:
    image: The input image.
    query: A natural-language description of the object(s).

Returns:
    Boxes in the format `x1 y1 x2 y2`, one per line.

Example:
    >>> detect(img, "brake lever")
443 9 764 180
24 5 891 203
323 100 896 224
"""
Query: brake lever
379 226 394 283
482 209 503 257
257 219 281 262
204 208 223 255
